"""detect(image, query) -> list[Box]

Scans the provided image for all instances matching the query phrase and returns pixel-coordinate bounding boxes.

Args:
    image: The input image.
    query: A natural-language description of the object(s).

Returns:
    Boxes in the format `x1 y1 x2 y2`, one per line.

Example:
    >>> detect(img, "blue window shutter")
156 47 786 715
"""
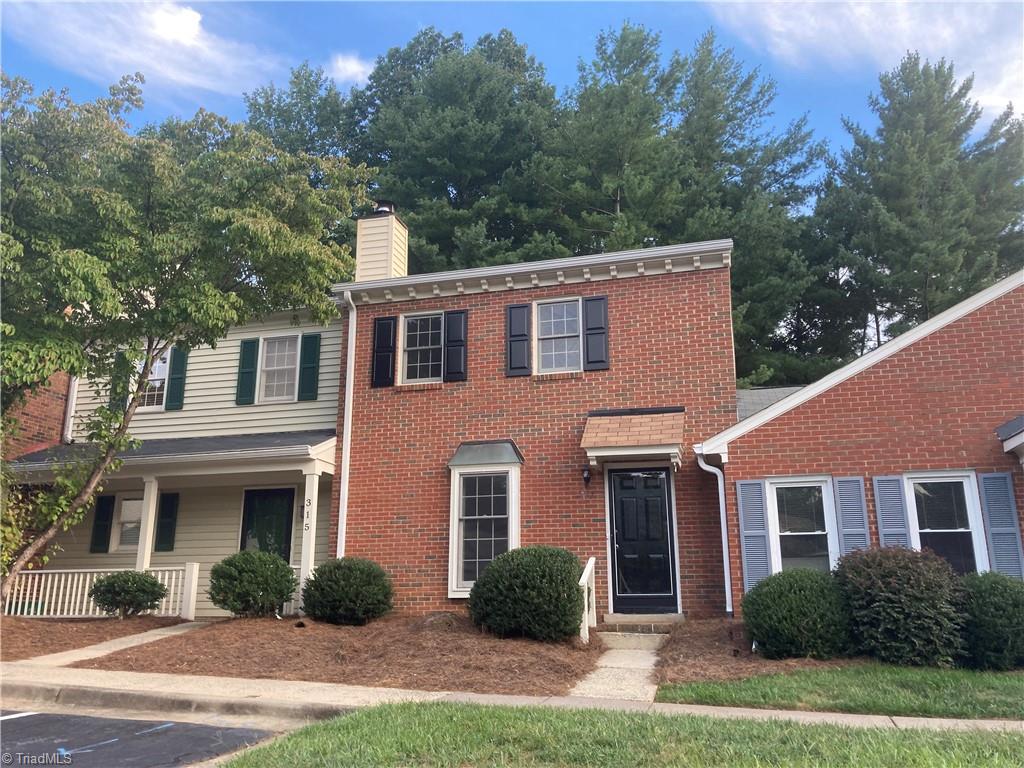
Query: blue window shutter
506 304 531 376
297 333 321 401
737 480 770 592
89 496 116 553
154 493 179 552
834 477 870 555
873 476 910 548
979 472 1024 579
582 296 609 371
442 310 468 382
371 317 397 388
164 347 188 411
235 339 259 405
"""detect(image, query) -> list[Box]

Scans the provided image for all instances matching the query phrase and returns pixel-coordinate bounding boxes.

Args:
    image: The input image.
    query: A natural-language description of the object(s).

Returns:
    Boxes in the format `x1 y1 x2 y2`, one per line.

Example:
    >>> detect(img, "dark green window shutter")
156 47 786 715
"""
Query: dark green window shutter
154 493 179 552
89 495 116 553
873 476 910 548
297 333 321 401
164 347 188 411
108 352 129 409
506 304 531 376
235 339 259 405
443 310 468 382
371 317 397 388
737 480 770 592
979 472 1024 579
582 296 609 371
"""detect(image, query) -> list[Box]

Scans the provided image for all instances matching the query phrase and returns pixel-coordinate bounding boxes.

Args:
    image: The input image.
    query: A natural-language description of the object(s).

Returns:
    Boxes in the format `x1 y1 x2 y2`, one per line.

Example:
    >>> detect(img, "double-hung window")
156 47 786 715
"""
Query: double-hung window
137 352 169 410
536 298 582 373
402 313 443 383
260 336 299 402
767 479 839 573
905 473 989 575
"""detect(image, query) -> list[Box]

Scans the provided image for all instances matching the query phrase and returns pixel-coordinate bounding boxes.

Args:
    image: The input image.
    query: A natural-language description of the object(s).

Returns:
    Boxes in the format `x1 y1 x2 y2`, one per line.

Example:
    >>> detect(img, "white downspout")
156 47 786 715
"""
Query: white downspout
336 290 357 557
695 444 733 615
62 376 79 443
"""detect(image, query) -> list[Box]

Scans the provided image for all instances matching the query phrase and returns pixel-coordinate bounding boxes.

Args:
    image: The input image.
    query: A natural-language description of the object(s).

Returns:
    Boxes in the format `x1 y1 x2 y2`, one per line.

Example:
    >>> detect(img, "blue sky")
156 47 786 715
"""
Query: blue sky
3 2 1022 152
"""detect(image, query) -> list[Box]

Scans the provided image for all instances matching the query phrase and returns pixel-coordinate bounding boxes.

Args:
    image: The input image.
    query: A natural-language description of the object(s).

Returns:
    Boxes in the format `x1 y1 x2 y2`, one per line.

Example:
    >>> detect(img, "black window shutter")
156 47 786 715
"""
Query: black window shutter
443 310 468 382
297 333 321 401
164 347 188 411
89 495 116 553
583 296 609 371
506 304 531 376
154 493 180 552
235 339 259 405
371 317 397 388
108 351 129 409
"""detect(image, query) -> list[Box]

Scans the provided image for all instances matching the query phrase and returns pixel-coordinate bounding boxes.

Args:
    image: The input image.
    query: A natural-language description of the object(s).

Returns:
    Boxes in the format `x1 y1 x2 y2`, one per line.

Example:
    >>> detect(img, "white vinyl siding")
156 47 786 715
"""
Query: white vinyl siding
71 314 342 440
44 481 332 619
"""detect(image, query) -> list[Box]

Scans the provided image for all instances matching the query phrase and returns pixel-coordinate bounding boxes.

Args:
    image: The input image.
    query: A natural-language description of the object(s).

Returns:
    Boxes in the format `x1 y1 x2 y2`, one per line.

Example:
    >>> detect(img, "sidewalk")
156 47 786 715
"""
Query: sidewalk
3 661 1022 733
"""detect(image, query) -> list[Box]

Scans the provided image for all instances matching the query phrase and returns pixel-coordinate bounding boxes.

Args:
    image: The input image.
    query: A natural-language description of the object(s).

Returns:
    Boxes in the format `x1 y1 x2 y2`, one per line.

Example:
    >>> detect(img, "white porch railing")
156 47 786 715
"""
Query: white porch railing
3 564 200 620
578 556 598 643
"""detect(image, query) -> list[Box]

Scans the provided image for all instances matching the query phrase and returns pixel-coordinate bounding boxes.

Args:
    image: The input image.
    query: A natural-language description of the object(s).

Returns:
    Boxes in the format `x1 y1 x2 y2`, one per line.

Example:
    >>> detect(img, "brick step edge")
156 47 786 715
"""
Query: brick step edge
1 681 349 723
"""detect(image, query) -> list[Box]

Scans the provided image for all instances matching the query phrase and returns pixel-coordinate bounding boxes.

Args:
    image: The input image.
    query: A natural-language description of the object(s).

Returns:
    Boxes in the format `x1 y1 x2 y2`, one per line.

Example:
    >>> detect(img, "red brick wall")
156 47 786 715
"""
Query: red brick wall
3 373 71 459
722 286 1024 614
329 267 737 615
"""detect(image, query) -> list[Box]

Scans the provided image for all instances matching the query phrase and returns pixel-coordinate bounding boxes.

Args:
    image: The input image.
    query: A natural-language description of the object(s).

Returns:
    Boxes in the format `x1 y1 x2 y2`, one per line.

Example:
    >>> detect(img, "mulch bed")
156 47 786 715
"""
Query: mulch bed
657 618 858 684
75 612 603 696
2 616 182 662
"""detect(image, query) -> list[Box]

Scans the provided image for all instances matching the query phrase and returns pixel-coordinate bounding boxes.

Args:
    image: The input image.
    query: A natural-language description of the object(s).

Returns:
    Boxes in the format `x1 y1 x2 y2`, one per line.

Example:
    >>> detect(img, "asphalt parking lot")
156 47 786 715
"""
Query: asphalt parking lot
0 710 271 767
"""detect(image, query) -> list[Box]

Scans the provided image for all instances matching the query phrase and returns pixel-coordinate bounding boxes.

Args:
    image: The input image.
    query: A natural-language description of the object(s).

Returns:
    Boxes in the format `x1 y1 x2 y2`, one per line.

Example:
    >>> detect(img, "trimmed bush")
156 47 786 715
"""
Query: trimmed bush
960 572 1024 671
208 551 297 617
468 546 583 642
301 557 393 625
835 547 963 667
90 571 167 619
742 569 849 659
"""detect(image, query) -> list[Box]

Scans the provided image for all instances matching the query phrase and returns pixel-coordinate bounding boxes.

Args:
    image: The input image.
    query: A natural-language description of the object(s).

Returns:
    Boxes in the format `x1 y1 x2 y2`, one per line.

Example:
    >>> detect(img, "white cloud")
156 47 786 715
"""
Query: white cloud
3 2 283 97
327 52 374 86
708 2 1023 112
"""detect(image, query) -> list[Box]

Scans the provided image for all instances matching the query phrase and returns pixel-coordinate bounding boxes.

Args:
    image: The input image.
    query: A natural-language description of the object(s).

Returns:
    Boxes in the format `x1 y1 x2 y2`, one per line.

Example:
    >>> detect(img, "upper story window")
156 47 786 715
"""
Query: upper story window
403 313 443 383
767 479 839 573
137 351 169 410
536 298 582 374
905 473 988 575
260 335 299 402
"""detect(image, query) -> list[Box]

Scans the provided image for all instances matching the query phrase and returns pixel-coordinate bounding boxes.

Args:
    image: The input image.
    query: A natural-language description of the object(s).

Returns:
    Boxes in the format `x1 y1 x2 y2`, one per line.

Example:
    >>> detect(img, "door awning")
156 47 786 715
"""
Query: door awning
580 410 686 469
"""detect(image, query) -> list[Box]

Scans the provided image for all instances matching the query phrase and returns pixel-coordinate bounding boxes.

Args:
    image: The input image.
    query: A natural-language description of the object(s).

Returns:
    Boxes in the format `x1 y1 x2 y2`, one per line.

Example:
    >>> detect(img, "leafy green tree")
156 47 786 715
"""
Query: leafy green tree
1 74 371 599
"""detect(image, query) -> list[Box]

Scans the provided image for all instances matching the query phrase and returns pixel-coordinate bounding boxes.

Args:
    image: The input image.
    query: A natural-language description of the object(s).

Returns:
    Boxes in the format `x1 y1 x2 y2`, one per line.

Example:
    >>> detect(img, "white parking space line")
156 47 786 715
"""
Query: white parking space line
0 712 38 722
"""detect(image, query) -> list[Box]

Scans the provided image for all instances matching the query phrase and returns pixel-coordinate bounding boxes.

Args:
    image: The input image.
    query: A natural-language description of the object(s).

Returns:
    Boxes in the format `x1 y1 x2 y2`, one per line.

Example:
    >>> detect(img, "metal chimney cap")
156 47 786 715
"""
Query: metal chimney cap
374 200 396 214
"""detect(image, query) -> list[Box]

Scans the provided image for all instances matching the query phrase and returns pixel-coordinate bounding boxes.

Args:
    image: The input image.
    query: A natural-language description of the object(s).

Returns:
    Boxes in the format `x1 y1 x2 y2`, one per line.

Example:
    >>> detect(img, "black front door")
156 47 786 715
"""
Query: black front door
240 488 294 562
610 469 677 613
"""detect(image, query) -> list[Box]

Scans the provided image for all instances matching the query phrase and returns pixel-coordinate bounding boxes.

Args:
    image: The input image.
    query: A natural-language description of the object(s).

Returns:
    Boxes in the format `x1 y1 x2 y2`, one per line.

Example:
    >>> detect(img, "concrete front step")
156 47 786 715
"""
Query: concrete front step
600 613 683 635
595 631 667 651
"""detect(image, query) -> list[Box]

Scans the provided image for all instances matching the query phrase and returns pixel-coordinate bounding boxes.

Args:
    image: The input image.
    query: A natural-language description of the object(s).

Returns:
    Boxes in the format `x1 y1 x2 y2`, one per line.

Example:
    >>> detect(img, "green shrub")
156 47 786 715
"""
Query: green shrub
468 546 583 642
301 557 393 625
89 571 167 619
835 547 963 667
742 569 849 659
208 551 297 617
960 572 1024 671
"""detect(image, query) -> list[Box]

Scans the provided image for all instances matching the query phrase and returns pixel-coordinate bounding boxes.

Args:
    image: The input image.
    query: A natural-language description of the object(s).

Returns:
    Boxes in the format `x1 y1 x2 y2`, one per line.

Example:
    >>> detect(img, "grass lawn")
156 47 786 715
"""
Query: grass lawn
228 702 1024 768
657 663 1024 720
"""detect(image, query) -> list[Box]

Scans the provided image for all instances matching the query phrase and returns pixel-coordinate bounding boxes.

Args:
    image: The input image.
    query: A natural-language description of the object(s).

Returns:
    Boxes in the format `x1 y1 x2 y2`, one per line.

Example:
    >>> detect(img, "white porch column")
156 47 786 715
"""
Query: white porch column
298 471 321 591
135 476 159 571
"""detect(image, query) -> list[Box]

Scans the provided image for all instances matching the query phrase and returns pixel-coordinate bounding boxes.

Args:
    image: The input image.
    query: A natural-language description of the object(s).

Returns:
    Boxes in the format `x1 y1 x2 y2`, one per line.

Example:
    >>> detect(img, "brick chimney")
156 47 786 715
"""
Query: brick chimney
355 200 408 282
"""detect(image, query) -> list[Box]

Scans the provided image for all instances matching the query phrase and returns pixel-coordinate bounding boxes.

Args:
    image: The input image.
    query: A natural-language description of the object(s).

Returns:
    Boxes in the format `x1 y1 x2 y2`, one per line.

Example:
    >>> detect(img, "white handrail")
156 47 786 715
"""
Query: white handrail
578 556 598 643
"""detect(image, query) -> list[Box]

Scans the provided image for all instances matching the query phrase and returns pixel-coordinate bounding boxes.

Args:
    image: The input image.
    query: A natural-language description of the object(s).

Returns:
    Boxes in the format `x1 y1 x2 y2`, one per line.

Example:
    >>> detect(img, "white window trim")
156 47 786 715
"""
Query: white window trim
765 476 840 574
111 495 144 552
134 348 171 413
903 470 990 572
236 484 300 567
533 296 583 375
447 463 521 598
256 334 301 404
398 310 445 385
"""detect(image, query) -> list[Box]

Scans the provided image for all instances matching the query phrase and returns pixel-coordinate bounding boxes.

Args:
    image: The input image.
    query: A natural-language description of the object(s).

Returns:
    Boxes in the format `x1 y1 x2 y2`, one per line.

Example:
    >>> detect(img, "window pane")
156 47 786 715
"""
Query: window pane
404 314 443 382
261 337 298 400
459 471 510 587
914 482 970 530
539 336 581 373
775 485 826 533
780 533 829 572
136 352 169 408
119 522 141 547
920 531 977 575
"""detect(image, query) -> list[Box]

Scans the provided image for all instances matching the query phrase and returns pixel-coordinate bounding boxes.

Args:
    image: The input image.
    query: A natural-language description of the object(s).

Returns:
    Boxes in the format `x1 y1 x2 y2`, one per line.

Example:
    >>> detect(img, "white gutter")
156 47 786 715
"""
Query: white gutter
62 376 79 443
336 289 357 557
695 443 733 615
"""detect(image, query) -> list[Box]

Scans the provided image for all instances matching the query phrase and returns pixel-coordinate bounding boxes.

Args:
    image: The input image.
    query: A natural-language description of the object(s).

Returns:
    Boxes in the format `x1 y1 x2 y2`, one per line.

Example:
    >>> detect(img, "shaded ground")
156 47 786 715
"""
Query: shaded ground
656 619 855 684
75 613 602 696
1 616 182 662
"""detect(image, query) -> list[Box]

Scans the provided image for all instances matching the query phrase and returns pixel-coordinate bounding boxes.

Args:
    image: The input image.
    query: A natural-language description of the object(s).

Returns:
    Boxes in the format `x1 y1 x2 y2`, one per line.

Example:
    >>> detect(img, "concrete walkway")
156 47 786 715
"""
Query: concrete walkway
569 648 658 701
3 662 1021 733
23 622 205 667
